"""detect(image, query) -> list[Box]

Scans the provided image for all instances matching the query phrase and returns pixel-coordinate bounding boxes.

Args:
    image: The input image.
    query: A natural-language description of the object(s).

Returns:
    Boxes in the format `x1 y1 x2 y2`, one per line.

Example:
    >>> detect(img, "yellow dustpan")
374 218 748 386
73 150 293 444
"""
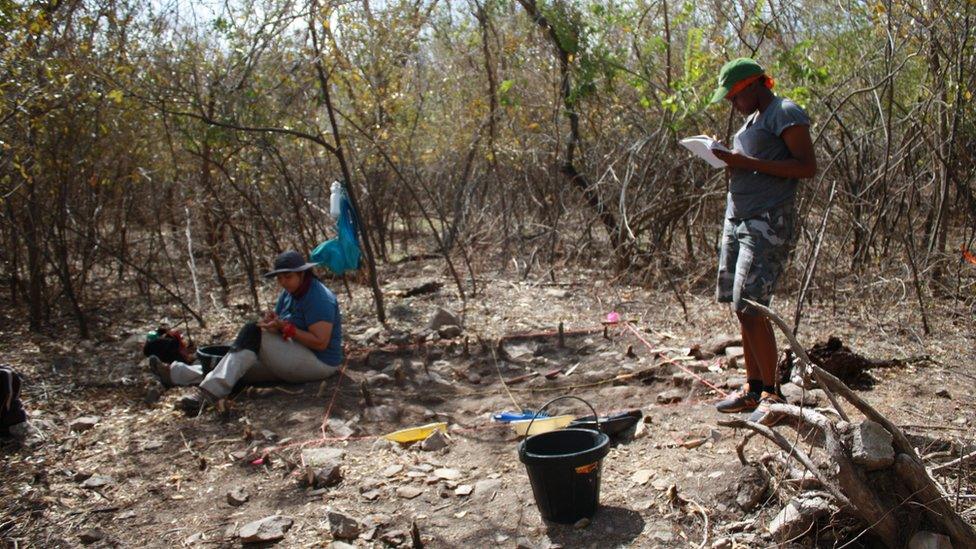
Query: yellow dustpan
383 422 448 443
510 415 575 437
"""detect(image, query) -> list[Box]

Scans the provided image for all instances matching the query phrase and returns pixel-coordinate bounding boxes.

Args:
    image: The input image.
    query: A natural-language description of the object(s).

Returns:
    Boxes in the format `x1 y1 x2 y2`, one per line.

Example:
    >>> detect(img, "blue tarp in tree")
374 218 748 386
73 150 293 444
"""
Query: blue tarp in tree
310 185 361 275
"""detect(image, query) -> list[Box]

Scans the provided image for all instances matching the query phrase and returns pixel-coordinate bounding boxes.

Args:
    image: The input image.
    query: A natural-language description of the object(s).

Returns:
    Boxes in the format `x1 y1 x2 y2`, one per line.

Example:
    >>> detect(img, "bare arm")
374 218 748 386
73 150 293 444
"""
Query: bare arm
291 320 333 351
713 125 817 179
259 318 333 352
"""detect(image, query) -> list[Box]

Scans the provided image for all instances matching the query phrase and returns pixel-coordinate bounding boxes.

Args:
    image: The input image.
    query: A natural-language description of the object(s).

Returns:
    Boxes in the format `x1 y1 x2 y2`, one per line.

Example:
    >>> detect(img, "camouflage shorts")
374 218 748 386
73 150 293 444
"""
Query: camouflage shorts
716 202 796 315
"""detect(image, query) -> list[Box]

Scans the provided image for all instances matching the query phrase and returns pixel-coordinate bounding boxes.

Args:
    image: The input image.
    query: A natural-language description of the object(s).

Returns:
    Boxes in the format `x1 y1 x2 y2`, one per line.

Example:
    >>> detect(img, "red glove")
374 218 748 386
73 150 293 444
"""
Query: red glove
281 321 297 341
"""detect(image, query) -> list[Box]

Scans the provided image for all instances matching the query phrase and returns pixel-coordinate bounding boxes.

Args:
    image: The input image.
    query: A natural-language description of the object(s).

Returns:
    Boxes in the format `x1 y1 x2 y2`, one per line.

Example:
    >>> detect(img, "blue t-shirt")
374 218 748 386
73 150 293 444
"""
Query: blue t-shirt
275 279 343 366
727 97 811 219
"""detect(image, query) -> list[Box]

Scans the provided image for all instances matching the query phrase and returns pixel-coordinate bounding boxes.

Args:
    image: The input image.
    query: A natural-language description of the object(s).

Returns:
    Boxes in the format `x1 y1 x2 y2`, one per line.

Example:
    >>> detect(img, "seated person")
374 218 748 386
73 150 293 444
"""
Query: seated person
1 365 42 443
150 250 343 412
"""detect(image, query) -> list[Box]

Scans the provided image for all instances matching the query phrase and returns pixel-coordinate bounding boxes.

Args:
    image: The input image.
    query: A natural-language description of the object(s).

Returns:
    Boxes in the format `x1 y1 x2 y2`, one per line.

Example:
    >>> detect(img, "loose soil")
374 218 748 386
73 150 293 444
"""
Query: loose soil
2 261 974 548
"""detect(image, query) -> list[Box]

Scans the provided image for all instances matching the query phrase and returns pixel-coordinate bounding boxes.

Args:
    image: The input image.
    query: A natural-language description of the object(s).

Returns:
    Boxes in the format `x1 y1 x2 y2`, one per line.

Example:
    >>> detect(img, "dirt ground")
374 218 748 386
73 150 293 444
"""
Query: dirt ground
2 260 974 548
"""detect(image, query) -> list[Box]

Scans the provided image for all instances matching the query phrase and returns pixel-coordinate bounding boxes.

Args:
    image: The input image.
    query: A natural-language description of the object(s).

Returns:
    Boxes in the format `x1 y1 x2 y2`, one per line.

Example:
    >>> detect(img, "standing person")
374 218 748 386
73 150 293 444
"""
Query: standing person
149 250 343 412
707 58 817 423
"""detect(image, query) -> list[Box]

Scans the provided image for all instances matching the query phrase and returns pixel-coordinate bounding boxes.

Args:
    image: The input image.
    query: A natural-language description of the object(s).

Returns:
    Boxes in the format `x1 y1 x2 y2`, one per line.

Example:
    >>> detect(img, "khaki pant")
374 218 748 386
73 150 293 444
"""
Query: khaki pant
170 332 338 398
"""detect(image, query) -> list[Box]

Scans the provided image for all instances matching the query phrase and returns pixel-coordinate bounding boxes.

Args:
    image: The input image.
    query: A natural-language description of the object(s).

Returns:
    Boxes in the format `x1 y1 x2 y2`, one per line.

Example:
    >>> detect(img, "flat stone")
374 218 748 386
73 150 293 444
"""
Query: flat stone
81 475 113 489
851 420 895 470
454 484 473 496
420 430 449 452
397 486 424 499
434 468 461 481
656 389 684 404
382 464 403 477
631 470 653 485
724 346 745 359
473 478 502 500
428 307 461 331
70 416 101 432
908 530 953 549
302 447 346 467
238 515 293 544
327 510 362 540
546 288 571 298
780 383 821 406
226 487 249 506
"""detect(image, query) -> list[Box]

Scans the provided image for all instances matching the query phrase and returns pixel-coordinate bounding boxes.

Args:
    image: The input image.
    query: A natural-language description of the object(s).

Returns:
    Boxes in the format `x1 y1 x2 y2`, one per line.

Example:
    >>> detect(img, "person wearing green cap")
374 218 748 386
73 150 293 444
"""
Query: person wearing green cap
707 58 817 424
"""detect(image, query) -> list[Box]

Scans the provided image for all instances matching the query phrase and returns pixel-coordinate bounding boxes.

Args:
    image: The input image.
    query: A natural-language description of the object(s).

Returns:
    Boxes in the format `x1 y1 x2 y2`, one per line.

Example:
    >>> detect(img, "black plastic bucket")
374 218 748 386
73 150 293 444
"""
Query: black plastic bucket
197 345 231 373
518 396 610 524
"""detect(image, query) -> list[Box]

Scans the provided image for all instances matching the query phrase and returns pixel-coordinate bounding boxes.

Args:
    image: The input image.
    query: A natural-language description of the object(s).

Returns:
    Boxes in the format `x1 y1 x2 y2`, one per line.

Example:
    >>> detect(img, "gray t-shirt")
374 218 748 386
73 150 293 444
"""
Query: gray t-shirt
726 97 810 219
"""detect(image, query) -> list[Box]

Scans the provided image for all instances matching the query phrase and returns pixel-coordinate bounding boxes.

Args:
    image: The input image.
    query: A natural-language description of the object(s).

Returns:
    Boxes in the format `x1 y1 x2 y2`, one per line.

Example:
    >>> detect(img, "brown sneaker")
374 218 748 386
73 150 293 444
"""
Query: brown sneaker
175 387 218 415
748 392 785 424
146 355 174 388
715 390 761 413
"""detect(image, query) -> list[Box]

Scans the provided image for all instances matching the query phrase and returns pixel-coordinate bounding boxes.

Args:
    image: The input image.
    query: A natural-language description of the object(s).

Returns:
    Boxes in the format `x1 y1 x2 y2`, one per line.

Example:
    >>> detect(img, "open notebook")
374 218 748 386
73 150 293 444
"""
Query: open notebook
679 135 731 168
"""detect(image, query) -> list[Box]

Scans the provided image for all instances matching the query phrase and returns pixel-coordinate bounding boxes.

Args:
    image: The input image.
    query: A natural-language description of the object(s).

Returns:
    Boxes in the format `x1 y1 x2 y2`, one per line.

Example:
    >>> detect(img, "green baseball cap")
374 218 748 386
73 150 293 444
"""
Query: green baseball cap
710 58 765 103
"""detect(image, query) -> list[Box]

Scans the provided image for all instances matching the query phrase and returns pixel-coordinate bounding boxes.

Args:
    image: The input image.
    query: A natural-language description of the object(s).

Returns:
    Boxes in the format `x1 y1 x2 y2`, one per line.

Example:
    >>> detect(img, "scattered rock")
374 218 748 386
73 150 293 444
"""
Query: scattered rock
327 510 362 540
466 372 482 384
851 420 895 470
80 475 113 489
573 517 590 529
516 536 539 549
301 447 345 467
70 416 101 432
908 531 952 549
238 515 293 544
371 438 394 452
428 307 461 331
308 461 343 488
325 419 355 439
735 466 769 511
397 486 423 499
711 538 732 549
545 288 571 298
473 478 502 501
780 383 822 406
330 542 357 549
363 405 401 423
631 470 653 485
434 467 461 481
768 495 833 540
381 464 403 477
226 487 249 506
420 430 449 452
724 346 745 359
656 389 684 404
380 530 407 546
78 529 105 545
935 388 952 399
438 324 463 339
454 484 473 496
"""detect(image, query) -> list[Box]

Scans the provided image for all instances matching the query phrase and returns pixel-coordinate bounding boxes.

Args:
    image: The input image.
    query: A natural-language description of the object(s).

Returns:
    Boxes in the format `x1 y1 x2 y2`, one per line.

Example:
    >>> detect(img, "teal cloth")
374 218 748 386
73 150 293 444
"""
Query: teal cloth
311 187 361 275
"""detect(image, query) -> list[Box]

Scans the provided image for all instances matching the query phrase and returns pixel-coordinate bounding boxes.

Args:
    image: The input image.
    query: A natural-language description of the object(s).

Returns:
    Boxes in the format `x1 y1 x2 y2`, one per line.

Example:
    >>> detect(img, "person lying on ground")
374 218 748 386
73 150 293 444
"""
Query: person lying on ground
705 58 817 424
148 250 344 413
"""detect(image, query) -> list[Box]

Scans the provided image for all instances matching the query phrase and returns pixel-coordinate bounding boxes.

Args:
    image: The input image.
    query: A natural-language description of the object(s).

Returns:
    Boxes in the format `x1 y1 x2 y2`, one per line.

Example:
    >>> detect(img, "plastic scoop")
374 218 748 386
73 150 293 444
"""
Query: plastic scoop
382 422 448 443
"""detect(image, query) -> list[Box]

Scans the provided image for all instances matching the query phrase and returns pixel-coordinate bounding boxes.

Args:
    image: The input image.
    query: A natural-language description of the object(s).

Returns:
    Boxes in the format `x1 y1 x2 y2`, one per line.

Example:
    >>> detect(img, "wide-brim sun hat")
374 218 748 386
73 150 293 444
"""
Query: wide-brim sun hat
263 250 317 278
710 57 765 103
